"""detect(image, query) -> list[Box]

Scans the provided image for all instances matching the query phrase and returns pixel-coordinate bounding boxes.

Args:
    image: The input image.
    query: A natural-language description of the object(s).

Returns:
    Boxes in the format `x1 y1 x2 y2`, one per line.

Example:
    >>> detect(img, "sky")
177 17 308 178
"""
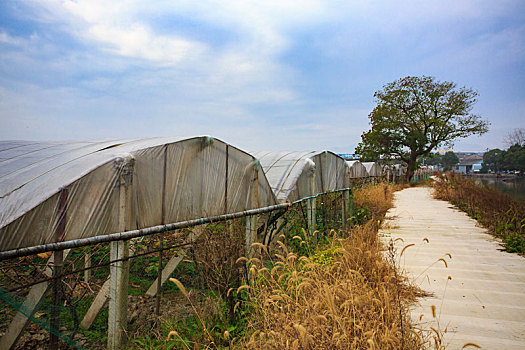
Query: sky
0 1 524 153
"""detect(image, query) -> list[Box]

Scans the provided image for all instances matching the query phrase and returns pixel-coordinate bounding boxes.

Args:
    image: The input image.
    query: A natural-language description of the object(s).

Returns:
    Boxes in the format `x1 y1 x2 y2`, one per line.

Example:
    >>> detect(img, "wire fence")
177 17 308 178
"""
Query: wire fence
0 189 352 349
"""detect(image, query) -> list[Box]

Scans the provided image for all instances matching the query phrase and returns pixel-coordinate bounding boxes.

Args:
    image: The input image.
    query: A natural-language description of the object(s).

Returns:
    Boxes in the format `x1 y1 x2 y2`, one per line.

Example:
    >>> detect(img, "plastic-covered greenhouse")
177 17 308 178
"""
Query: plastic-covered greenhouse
361 162 383 177
346 160 368 179
0 137 277 252
250 151 349 202
0 138 361 350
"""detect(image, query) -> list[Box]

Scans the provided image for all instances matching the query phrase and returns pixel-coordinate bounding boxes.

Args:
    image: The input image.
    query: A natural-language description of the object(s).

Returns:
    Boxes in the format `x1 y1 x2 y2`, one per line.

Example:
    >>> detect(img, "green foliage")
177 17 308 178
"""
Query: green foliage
483 144 525 173
483 148 505 172
503 234 525 254
420 151 458 171
441 151 459 171
352 206 370 225
311 246 342 266
356 76 489 179
504 144 525 172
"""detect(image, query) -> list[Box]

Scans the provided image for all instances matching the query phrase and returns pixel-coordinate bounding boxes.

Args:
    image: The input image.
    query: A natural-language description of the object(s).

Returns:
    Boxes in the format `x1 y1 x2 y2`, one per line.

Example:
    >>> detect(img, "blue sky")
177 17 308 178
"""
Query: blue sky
0 1 524 153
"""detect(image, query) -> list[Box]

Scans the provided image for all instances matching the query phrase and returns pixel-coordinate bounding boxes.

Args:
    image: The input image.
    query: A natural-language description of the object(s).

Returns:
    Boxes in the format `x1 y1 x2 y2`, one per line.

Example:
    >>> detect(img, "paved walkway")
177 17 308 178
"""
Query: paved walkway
380 187 525 349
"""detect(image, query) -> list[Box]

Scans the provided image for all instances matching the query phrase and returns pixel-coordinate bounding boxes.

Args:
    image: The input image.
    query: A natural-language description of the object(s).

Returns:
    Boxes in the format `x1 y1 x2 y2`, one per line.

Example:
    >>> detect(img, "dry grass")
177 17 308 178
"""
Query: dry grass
238 183 425 349
353 182 399 219
433 172 525 253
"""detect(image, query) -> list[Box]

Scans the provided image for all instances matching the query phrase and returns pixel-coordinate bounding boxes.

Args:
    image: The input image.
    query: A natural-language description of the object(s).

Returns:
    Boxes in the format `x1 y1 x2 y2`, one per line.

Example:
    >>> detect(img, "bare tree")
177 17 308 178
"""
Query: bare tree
504 128 525 147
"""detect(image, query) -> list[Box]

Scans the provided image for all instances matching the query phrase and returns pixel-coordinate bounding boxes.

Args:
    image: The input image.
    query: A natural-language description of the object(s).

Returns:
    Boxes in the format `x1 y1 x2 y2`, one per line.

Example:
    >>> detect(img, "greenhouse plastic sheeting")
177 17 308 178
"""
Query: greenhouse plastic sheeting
0 137 277 251
383 164 406 177
362 162 383 177
251 151 349 202
311 151 348 196
346 160 368 179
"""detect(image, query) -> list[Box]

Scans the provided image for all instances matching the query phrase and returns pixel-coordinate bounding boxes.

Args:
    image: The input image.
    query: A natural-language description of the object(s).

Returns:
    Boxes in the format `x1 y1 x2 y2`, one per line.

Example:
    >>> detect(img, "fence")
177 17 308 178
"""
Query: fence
0 188 352 349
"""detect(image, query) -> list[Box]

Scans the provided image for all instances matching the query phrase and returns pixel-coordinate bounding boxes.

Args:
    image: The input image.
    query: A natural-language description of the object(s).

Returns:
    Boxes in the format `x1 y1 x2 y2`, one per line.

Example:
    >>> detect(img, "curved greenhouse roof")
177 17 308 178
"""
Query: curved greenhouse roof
0 137 277 251
346 160 368 179
251 151 348 202
361 162 383 177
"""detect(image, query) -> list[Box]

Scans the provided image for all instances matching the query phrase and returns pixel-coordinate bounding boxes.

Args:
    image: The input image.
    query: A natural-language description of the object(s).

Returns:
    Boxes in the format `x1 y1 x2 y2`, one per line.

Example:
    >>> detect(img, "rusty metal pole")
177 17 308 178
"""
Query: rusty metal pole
50 188 68 349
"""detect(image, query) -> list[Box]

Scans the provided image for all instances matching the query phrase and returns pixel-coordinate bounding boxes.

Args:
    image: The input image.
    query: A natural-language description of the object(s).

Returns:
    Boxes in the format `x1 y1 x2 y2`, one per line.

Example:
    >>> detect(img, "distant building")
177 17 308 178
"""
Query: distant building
456 154 483 174
338 153 356 160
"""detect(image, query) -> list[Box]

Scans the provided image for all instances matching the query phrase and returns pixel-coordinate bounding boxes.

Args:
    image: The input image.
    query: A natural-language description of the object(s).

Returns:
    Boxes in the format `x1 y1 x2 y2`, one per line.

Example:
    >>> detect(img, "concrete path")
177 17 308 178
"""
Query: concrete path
380 187 525 349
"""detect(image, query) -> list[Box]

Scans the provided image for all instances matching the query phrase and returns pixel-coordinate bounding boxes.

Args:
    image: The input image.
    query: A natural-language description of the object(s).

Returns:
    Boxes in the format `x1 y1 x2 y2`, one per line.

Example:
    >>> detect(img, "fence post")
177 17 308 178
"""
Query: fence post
108 157 134 350
342 189 350 230
342 166 351 231
307 169 316 237
245 161 259 258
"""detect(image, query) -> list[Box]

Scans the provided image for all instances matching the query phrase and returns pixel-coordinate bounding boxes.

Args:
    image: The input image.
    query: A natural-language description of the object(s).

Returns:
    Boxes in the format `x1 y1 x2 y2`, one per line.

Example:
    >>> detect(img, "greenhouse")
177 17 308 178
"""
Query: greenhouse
382 163 406 182
0 140 358 350
250 151 349 202
346 160 369 179
361 162 383 178
0 137 278 252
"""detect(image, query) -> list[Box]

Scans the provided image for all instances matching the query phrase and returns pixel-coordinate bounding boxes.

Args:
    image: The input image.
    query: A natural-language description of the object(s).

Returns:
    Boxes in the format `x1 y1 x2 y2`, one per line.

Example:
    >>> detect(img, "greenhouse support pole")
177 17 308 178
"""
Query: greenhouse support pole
245 162 259 258
307 170 316 237
108 158 133 350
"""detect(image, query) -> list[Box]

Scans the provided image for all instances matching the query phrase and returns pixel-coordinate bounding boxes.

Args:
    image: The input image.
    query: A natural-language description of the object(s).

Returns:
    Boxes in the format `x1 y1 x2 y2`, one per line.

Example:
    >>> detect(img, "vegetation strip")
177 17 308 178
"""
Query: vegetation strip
433 172 525 253
140 183 427 349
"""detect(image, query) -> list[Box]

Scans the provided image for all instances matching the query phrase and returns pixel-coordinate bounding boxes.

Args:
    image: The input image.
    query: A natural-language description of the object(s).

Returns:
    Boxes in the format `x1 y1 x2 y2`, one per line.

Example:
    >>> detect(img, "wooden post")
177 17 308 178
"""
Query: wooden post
245 161 259 258
108 157 133 350
307 169 316 237
80 279 110 330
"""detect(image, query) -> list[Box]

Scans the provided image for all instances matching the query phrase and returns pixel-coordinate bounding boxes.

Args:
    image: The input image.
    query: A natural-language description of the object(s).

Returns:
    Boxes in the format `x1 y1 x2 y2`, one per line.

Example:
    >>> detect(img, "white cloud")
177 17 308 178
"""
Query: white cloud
85 24 204 65
1 0 524 153
0 32 24 46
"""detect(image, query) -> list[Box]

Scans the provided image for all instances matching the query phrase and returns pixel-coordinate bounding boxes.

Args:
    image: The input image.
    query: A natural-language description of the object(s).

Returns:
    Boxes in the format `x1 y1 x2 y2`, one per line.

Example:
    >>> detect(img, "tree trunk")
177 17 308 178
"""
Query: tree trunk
405 153 418 182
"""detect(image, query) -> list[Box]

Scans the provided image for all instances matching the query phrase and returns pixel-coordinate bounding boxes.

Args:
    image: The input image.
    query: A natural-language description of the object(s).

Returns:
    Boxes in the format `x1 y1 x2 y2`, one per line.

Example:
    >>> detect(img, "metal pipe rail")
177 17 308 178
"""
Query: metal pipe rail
0 188 351 261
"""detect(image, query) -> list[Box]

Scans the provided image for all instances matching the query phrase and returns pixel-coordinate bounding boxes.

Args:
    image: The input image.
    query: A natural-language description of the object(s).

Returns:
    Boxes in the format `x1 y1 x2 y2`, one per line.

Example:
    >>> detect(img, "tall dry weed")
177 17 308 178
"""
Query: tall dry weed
238 183 423 349
433 172 525 253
